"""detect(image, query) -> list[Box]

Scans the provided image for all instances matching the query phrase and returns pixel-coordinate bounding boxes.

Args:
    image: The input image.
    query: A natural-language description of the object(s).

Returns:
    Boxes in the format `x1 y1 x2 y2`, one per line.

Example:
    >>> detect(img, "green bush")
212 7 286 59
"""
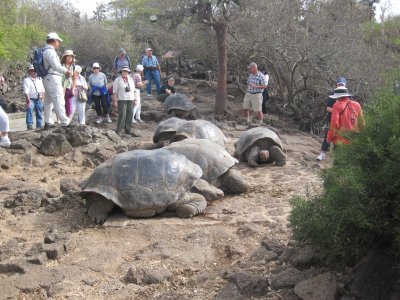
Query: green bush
290 74 400 265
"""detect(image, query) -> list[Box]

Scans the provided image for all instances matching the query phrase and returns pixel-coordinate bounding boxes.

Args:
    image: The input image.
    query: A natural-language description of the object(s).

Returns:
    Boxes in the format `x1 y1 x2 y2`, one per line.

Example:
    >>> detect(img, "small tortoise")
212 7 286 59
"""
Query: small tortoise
171 119 227 149
235 127 286 167
81 149 212 224
166 139 249 195
153 117 186 146
163 94 197 119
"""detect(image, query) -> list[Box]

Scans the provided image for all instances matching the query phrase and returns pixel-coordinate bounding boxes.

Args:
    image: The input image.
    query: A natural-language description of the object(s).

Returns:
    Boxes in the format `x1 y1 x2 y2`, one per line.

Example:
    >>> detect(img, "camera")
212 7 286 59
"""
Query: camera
125 86 131 92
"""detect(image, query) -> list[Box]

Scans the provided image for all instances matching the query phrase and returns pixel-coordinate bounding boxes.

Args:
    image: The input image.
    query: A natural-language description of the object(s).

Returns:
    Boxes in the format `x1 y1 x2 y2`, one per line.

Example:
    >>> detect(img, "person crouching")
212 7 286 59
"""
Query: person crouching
112 66 135 135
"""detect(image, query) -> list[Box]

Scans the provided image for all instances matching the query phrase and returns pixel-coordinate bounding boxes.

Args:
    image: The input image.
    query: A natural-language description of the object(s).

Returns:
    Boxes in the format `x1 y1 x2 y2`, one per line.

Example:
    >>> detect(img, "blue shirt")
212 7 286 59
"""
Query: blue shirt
247 71 266 94
141 55 159 68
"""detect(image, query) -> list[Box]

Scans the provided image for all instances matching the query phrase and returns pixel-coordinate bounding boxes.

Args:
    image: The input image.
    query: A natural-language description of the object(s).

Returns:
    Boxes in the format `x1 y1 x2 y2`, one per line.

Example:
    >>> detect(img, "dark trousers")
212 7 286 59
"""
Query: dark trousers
116 100 133 134
262 89 269 114
321 122 331 152
92 94 109 116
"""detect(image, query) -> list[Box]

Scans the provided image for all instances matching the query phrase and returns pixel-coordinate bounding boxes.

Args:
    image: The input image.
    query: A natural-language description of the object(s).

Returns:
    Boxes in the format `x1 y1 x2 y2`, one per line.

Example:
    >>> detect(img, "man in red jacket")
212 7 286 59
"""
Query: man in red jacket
327 87 364 145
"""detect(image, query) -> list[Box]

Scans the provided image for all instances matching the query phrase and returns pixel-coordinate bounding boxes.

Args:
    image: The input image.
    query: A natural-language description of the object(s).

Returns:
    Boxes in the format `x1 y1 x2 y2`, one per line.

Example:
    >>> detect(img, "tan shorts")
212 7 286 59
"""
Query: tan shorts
243 92 262 111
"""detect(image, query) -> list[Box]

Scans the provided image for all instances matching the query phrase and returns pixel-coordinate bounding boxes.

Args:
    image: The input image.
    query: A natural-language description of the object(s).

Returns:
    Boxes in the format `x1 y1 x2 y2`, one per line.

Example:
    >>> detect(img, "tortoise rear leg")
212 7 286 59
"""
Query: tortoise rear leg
247 146 261 167
220 169 249 194
269 145 287 166
87 195 115 224
192 179 224 201
174 193 207 218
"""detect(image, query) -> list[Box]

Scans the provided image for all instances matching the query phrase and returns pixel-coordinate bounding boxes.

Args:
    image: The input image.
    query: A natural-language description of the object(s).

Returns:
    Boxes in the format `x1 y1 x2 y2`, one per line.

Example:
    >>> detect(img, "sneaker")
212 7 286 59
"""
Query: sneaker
105 116 112 123
146 94 151 97
0 138 11 148
137 119 143 123
95 118 102 124
317 153 326 161
132 119 137 124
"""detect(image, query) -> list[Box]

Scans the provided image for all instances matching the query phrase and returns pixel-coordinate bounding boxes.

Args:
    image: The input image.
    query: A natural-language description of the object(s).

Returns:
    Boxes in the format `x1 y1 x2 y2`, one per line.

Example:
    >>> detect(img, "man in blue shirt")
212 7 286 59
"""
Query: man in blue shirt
243 62 267 124
141 48 161 96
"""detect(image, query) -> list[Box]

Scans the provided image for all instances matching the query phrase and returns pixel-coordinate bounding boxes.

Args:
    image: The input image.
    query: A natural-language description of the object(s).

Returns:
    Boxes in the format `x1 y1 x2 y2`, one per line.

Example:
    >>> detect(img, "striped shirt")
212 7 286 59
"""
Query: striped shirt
247 71 266 94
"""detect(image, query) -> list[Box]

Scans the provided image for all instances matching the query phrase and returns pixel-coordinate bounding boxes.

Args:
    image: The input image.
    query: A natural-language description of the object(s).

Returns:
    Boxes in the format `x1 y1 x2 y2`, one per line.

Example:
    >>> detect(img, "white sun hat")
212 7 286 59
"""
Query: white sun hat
329 87 352 99
47 32 63 41
74 65 82 73
92 62 101 69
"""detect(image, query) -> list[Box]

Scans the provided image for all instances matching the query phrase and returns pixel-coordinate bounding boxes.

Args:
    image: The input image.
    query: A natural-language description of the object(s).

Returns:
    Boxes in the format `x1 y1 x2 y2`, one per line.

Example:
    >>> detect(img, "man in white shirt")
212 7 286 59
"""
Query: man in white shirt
23 65 45 129
42 32 72 128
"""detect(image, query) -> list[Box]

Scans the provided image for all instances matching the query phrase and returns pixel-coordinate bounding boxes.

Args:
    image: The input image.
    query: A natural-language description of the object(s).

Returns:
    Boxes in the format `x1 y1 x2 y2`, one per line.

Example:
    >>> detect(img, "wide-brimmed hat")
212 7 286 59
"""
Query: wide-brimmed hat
61 50 75 60
119 66 131 73
74 65 82 73
329 87 352 99
92 62 101 69
247 62 257 69
28 64 35 71
136 64 144 72
145 47 152 51
47 32 63 42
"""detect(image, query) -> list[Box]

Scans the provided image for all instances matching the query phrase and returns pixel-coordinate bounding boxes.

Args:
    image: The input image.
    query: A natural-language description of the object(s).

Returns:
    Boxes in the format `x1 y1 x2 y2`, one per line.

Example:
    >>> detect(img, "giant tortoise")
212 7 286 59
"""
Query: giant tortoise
81 149 212 224
163 94 197 119
166 139 249 195
153 117 186 146
170 119 227 149
235 127 286 167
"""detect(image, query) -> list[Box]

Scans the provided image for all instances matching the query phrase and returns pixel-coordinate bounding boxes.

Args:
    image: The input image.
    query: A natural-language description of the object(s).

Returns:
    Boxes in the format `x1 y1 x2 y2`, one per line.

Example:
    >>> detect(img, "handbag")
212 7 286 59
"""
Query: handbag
78 89 88 102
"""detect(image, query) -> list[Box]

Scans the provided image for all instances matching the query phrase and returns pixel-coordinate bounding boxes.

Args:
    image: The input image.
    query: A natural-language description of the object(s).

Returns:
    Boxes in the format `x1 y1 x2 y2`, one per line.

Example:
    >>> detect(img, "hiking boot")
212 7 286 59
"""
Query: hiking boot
95 117 103 124
0 137 11 148
27 125 33 130
317 153 326 161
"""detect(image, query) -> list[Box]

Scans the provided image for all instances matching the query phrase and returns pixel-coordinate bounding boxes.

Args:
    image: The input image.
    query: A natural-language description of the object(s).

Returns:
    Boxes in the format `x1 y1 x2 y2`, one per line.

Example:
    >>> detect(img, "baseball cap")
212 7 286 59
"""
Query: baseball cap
119 48 126 54
247 62 257 69
92 62 100 69
47 32 63 41
336 77 347 86
28 64 35 71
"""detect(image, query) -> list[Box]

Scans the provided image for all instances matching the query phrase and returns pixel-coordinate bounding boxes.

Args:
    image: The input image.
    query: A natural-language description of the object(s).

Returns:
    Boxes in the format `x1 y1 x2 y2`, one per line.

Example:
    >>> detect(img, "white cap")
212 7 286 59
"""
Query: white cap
47 32 63 41
74 65 82 73
28 64 35 71
145 47 152 51
136 64 144 72
92 62 100 69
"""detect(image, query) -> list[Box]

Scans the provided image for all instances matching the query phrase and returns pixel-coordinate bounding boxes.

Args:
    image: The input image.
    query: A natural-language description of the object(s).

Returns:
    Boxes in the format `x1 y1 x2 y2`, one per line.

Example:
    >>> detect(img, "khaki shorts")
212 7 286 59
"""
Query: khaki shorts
243 92 263 111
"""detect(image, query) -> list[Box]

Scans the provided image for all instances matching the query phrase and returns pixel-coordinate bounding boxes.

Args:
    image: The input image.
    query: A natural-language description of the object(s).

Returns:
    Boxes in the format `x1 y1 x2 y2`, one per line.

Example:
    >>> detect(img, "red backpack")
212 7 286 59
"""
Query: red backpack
338 100 362 132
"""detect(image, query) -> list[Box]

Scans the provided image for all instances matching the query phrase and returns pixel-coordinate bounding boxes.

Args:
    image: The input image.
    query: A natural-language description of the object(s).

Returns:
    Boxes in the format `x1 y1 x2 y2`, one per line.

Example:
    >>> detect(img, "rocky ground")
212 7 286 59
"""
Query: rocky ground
0 80 366 300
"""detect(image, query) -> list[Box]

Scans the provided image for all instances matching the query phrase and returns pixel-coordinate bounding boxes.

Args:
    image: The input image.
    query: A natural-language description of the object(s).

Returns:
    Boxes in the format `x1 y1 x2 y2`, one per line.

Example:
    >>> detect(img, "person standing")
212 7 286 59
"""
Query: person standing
70 66 88 125
141 48 161 96
243 62 267 124
158 77 176 103
113 48 131 74
317 77 347 161
89 62 111 124
42 32 71 128
259 67 270 115
61 50 75 119
112 66 135 135
0 76 10 148
131 64 147 124
23 64 45 130
327 87 364 146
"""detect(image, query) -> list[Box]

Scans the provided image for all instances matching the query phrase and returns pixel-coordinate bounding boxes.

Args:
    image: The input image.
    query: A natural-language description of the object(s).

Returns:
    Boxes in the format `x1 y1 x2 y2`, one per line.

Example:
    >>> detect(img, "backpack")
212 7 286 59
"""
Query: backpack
33 46 52 78
339 100 361 131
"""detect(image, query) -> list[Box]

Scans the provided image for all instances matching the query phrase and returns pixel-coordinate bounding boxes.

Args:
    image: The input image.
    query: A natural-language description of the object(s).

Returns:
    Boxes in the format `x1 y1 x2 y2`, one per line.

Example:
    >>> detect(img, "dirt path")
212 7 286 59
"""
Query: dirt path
0 84 329 299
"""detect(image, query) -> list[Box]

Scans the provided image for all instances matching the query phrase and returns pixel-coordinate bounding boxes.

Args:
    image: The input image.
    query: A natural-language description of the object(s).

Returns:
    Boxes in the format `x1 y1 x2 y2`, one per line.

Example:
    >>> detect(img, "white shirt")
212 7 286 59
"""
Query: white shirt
43 45 67 76
113 76 135 100
264 74 269 86
23 76 45 99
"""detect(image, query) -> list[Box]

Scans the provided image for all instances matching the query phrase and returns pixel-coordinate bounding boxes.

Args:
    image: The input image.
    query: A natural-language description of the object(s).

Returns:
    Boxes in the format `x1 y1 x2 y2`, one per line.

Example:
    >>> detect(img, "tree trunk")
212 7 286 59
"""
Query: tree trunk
214 21 227 115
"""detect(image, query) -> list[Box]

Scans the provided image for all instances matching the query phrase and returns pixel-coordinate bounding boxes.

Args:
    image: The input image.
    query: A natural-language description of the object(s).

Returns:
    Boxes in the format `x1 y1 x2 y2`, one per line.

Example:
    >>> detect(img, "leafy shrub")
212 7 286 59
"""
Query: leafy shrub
290 73 400 265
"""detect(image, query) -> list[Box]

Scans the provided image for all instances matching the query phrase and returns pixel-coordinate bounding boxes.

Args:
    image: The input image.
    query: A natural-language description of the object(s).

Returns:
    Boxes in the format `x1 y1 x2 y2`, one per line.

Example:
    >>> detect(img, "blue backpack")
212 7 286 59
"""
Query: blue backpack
33 46 52 78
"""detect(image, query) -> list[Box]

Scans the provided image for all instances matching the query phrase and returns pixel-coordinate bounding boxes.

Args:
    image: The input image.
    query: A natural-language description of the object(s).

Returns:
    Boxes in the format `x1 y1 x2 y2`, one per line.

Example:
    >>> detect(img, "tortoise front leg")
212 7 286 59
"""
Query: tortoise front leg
247 146 261 167
191 178 224 201
173 193 207 218
269 145 287 166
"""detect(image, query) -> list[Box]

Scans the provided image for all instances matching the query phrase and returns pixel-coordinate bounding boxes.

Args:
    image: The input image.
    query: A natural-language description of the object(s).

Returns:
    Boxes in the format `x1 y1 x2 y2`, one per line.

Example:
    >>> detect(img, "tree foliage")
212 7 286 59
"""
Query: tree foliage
290 71 400 265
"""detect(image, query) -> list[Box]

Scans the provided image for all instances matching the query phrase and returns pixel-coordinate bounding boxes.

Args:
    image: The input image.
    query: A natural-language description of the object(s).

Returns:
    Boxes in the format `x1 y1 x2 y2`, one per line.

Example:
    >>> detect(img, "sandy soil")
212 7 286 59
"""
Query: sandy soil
0 81 330 299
